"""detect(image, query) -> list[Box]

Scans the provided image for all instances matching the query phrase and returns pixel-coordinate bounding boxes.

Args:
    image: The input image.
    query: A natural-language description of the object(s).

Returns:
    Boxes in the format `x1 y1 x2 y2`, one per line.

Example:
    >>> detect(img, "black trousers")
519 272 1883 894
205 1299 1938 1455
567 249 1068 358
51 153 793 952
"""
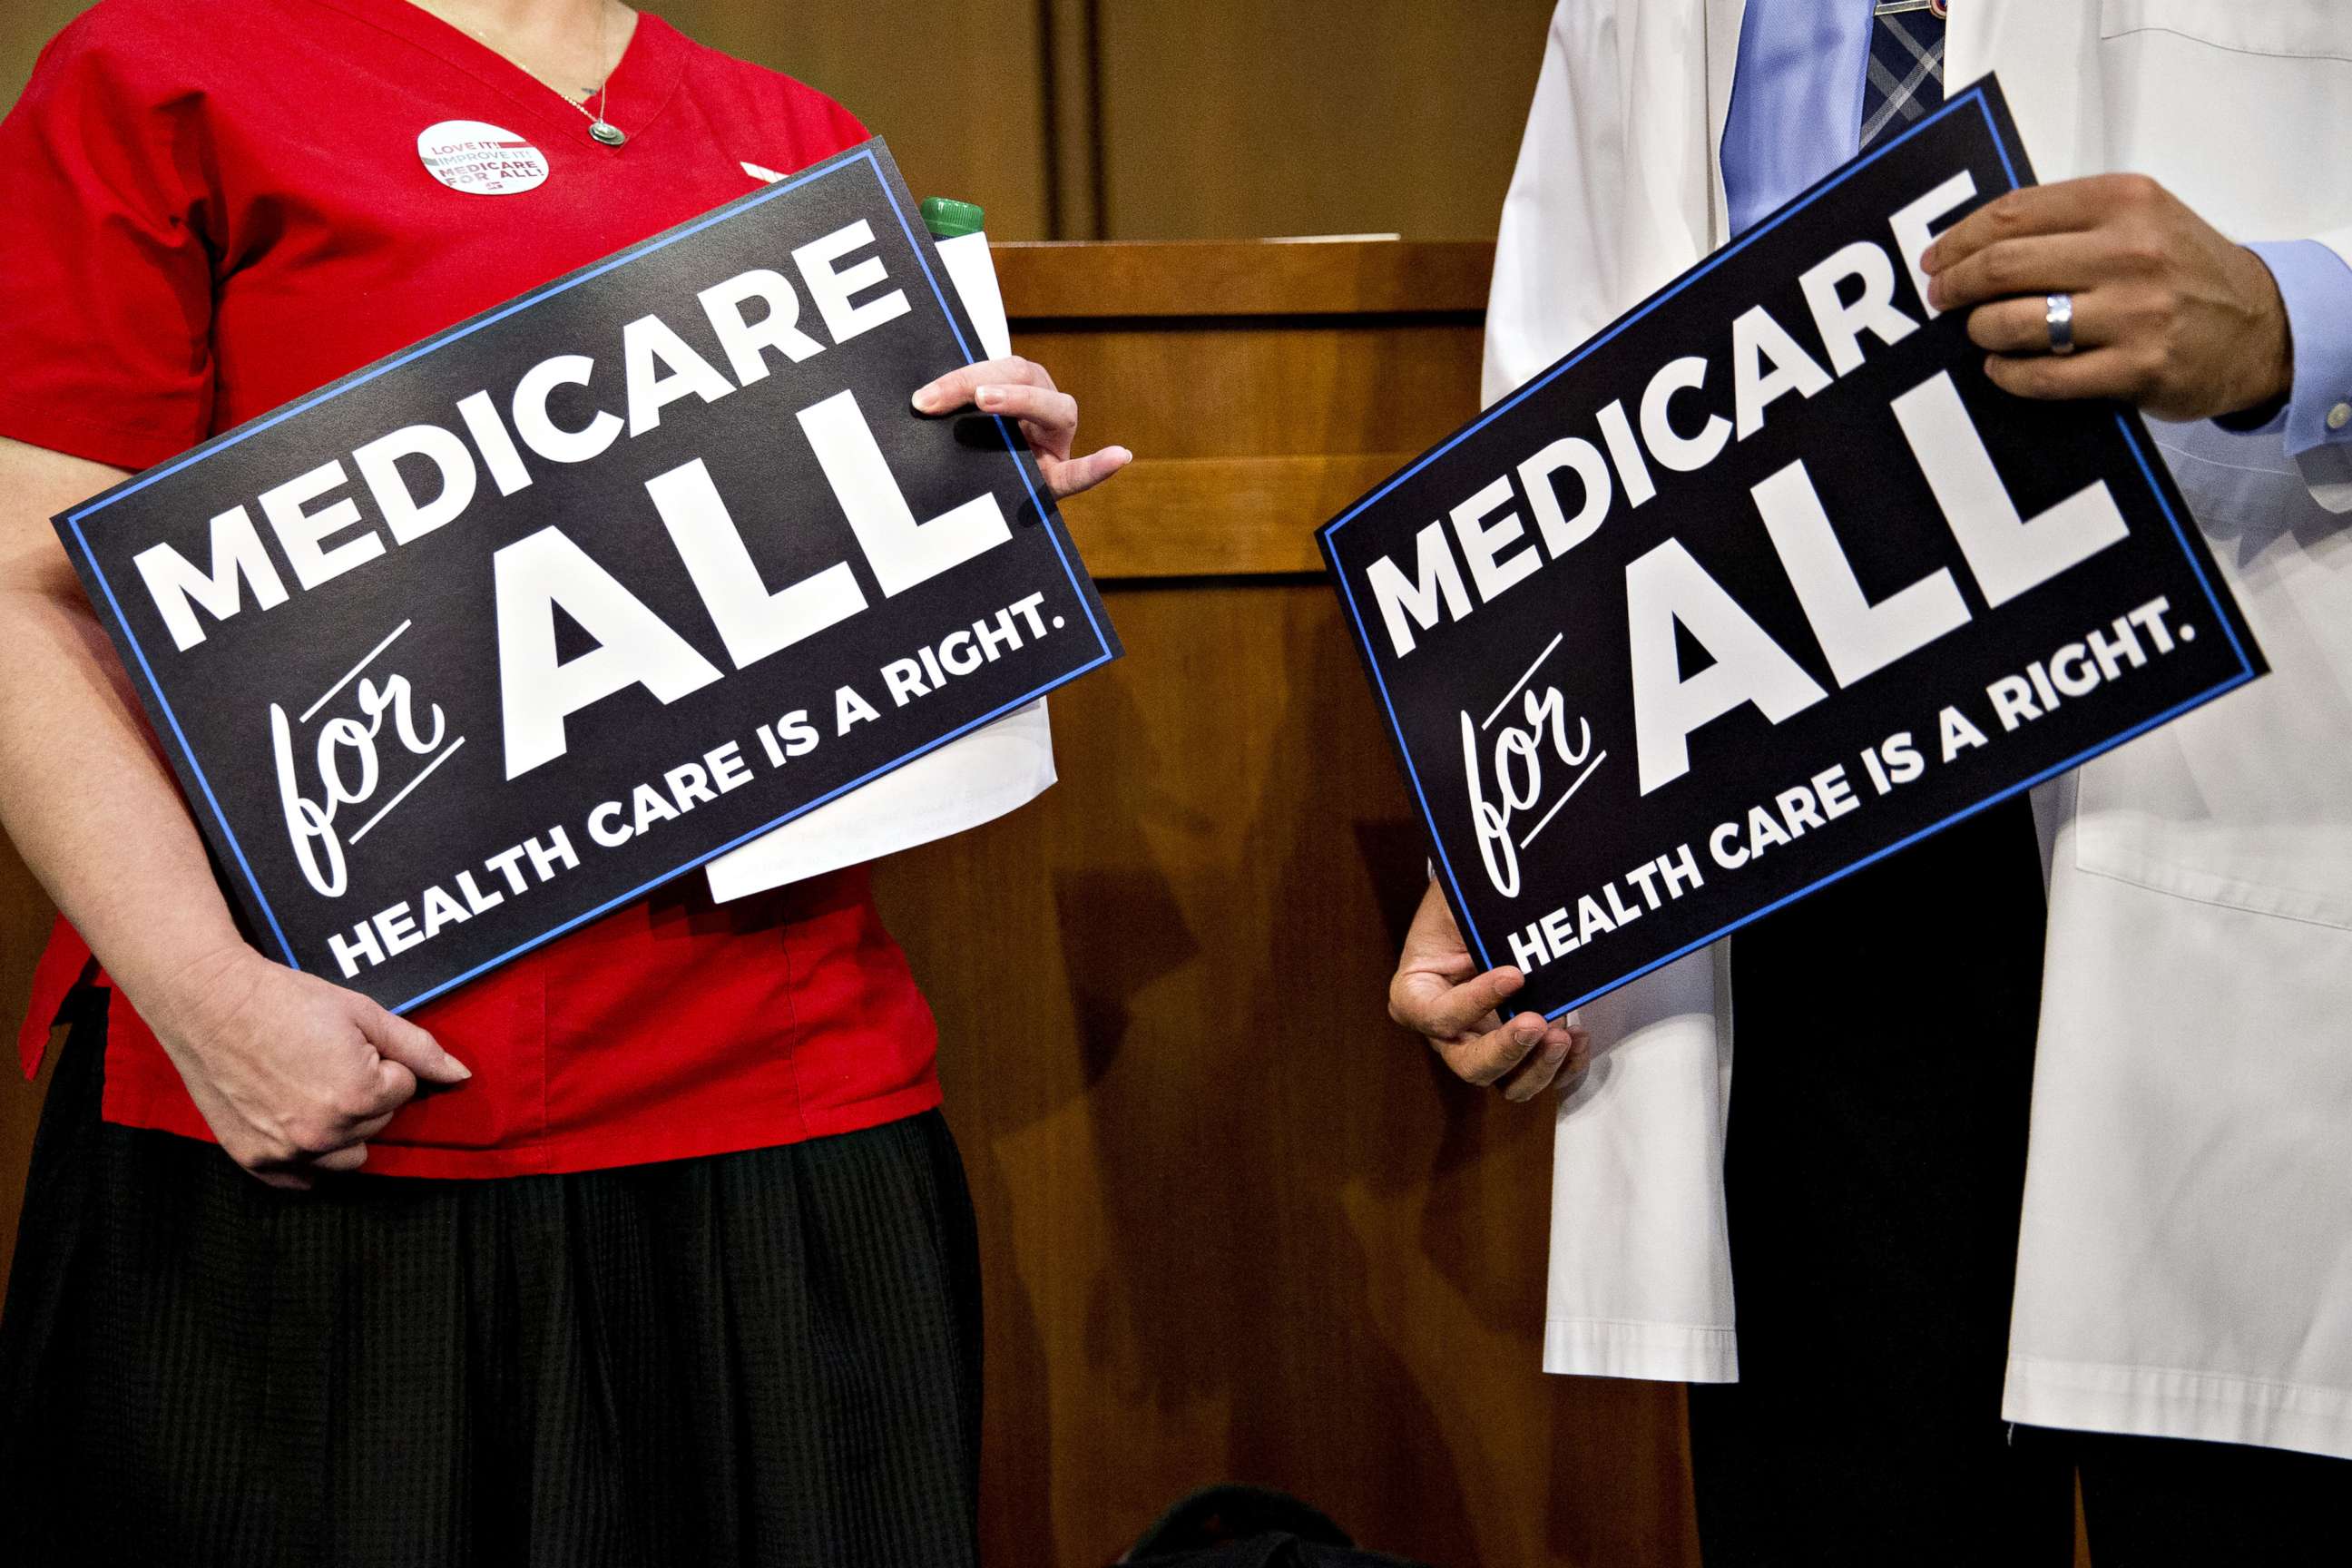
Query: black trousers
0 994 985 1568
1696 797 2344 1565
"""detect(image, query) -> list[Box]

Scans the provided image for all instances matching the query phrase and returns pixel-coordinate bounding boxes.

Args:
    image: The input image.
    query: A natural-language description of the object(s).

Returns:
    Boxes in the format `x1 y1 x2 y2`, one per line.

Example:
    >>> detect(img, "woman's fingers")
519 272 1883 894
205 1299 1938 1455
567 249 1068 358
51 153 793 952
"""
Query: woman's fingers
1043 445 1133 499
910 355 1056 416
358 1003 470 1085
258 1105 391 1187
971 381 1079 450
349 1107 399 1143
908 356 1129 499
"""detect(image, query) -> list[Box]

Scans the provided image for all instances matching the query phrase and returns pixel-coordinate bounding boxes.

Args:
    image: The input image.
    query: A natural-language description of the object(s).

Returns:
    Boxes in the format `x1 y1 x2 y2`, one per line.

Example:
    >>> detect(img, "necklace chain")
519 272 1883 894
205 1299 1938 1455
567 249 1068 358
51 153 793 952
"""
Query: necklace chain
427 2 627 146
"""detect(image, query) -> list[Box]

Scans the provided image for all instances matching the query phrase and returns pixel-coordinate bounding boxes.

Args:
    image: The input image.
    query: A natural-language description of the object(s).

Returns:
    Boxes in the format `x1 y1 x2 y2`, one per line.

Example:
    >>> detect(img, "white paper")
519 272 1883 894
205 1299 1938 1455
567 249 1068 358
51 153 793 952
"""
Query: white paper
705 229 1056 900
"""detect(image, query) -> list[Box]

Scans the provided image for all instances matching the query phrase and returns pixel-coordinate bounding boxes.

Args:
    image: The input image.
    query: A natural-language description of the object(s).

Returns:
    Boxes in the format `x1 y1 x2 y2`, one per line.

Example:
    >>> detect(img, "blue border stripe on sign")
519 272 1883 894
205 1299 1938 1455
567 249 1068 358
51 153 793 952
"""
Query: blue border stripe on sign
1318 83 2259 1016
1544 667 2259 1015
2113 412 2250 673
1328 562 1494 972
62 146 1116 1007
1977 91 2020 190
64 507 301 965
68 157 847 520
1321 87 2007 548
397 649 1114 1013
866 160 1112 654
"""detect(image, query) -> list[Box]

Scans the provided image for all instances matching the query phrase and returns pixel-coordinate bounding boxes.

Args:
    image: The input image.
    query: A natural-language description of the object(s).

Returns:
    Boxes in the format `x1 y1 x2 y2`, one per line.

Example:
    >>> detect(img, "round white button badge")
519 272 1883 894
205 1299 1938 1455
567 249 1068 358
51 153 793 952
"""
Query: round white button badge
417 121 550 196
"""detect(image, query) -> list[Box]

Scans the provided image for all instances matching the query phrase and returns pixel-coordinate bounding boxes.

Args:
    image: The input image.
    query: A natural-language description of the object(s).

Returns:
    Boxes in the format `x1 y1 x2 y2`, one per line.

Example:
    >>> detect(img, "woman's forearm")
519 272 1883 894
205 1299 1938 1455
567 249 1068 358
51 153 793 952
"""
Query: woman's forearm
0 436 251 1032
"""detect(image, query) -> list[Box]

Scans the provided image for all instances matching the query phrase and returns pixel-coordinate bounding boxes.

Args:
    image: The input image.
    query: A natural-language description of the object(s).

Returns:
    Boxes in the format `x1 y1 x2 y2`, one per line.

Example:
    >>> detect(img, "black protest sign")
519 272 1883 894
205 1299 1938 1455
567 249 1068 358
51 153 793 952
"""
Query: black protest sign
1318 79 2265 1020
59 139 1120 1013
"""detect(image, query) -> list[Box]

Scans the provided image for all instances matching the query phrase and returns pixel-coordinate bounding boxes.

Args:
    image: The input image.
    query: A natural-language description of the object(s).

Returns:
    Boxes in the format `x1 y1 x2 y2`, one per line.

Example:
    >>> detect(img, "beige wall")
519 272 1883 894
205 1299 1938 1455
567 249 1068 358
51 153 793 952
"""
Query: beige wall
3 1 1554 240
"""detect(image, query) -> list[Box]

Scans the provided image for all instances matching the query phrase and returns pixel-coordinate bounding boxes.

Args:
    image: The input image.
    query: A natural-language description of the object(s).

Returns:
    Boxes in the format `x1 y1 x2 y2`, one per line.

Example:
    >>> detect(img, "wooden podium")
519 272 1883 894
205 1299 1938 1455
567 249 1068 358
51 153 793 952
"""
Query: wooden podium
0 240 1698 1567
869 240 1699 1567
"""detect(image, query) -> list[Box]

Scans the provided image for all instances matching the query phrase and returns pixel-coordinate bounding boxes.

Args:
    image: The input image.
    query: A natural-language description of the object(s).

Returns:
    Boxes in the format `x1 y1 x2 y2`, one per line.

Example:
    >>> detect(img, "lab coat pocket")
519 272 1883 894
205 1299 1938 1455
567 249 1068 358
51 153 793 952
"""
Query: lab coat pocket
2093 0 2352 241
2073 426 2352 929
2100 0 2352 60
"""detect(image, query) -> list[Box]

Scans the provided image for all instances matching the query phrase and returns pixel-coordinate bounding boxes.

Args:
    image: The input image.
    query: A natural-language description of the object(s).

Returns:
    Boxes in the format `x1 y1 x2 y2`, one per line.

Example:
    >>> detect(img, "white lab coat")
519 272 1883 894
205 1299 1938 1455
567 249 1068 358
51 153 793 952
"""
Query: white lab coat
1504 0 2352 1456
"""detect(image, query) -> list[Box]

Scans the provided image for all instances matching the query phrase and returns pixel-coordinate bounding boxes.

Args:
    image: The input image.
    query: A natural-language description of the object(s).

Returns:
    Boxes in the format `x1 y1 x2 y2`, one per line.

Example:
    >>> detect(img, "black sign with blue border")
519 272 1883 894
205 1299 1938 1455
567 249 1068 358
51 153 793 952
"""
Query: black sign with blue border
1319 79 2264 1019
58 138 1120 1013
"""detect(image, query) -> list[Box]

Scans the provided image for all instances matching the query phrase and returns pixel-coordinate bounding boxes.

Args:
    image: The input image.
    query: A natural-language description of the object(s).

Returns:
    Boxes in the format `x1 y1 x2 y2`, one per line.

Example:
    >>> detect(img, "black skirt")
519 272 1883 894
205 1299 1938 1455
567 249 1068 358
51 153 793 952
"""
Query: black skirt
0 992 983 1568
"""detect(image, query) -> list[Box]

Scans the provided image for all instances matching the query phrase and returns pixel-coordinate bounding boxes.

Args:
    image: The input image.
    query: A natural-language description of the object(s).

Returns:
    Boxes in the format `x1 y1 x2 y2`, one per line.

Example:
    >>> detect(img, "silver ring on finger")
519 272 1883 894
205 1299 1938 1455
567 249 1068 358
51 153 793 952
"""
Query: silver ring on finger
2045 292 2076 357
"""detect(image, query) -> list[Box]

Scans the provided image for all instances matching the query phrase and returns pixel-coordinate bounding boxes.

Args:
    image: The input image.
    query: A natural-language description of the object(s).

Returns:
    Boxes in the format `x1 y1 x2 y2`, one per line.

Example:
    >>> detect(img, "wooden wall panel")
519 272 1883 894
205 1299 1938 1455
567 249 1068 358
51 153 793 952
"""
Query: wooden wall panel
865 238 1700 1565
1093 0 1555 241
642 0 1056 239
652 0 1559 242
878 582 1700 1567
989 240 1491 579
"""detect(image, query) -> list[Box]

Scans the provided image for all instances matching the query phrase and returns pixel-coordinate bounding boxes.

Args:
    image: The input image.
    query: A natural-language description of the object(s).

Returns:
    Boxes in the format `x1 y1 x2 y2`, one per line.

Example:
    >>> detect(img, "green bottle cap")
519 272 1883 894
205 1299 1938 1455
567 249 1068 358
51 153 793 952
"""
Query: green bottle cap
920 196 985 239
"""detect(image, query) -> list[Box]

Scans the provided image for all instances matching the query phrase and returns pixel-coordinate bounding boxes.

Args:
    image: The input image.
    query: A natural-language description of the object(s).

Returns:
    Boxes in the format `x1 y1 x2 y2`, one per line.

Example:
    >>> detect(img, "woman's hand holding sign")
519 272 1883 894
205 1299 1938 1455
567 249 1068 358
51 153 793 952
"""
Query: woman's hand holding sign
1923 173 2293 421
912 356 1133 499
152 945 471 1189
0 436 468 1190
1390 879 1592 1102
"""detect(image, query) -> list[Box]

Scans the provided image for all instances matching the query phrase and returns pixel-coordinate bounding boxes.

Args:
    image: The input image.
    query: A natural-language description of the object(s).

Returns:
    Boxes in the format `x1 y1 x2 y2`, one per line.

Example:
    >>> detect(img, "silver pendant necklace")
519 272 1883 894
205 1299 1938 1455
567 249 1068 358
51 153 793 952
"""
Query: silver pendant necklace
577 5 624 148
568 3 625 146
434 2 627 147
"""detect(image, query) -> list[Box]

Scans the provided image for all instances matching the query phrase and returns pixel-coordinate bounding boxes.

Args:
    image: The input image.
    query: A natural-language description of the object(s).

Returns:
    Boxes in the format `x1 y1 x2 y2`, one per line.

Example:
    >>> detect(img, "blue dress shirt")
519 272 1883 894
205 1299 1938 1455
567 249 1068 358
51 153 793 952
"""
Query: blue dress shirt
1720 0 2352 464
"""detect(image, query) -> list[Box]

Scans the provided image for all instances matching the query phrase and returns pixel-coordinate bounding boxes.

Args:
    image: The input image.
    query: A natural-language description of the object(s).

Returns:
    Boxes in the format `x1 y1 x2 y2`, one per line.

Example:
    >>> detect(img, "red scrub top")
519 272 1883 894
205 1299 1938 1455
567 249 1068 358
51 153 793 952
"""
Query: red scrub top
0 0 945 1178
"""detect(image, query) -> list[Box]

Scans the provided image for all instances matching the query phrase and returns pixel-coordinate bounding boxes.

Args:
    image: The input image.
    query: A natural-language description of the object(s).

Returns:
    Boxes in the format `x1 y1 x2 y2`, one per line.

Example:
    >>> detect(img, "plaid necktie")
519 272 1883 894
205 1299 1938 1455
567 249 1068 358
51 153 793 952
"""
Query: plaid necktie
1860 0 1947 151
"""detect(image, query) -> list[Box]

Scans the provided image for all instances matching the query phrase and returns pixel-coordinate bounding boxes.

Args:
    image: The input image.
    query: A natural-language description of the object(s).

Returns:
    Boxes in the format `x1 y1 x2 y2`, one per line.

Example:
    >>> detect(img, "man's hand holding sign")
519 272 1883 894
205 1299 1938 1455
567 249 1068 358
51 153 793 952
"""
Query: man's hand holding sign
1389 900 1592 1103
5 141 1125 1183
1925 172 2294 421
1351 81 2269 1078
